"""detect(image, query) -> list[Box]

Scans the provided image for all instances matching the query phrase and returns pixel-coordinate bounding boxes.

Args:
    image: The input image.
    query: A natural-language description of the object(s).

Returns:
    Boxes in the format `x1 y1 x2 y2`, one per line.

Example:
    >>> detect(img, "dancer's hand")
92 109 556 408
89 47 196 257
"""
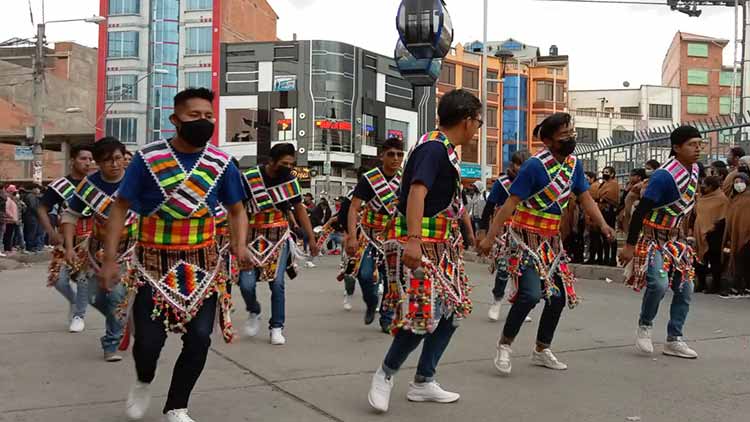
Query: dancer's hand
236 246 253 270
98 259 119 291
600 224 616 242
345 235 358 256
618 244 635 266
478 236 493 256
309 243 320 257
403 237 422 270
466 233 476 251
64 248 76 267
49 232 63 247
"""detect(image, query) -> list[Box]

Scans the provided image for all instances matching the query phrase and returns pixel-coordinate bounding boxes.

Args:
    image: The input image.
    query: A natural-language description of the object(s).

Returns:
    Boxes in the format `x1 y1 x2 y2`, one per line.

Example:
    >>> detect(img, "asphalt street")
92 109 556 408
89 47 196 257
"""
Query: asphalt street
1 257 749 422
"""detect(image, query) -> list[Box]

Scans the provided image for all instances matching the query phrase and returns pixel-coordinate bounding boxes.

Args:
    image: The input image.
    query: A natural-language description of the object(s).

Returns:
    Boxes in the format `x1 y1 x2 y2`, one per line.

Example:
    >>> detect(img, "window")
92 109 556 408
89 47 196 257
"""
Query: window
386 119 409 142
462 138 478 163
487 106 498 128
185 27 212 55
107 31 139 58
225 107 258 143
274 45 298 60
620 106 640 116
720 97 739 115
186 71 211 89
504 76 527 108
273 108 296 142
687 69 709 85
186 0 212 10
536 81 553 101
686 96 708 114
487 70 498 93
106 75 138 101
106 118 138 144
109 0 139 15
577 127 598 144
612 129 634 145
555 82 564 102
364 114 378 147
720 71 737 87
687 43 709 57
439 63 455 85
649 104 672 119
488 141 498 165
462 67 478 90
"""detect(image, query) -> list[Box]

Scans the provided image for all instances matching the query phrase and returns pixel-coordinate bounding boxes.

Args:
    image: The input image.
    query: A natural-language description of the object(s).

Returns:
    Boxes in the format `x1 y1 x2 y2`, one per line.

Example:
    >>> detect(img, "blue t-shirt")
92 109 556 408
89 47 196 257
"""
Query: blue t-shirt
509 156 589 215
486 176 512 208
118 146 247 215
642 169 680 208
68 172 120 215
397 141 457 217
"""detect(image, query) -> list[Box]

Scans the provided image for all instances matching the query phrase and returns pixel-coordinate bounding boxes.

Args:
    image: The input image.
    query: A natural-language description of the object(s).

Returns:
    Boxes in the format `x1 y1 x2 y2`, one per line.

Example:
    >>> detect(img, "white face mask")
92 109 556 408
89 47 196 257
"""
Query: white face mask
734 182 747 193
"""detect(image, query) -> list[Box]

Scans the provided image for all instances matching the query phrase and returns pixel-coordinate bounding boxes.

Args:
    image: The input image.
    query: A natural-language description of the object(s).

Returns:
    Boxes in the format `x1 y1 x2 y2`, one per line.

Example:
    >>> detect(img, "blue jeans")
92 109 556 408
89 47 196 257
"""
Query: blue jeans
638 249 692 339
329 232 343 250
88 276 126 353
238 244 289 329
54 265 89 319
492 256 510 300
382 317 457 382
350 245 393 325
502 264 566 348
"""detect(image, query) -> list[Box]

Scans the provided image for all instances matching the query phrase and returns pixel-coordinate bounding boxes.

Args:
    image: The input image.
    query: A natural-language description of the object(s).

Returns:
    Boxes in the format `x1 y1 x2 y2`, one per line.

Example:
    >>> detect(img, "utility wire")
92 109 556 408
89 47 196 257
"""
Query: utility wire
536 0 667 5
27 0 34 27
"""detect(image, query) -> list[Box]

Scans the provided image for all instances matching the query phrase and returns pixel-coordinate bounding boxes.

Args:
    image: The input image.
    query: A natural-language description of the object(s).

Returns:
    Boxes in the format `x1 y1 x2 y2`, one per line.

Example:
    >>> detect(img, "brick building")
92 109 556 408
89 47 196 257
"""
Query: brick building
438 39 568 181
97 0 279 145
662 31 741 147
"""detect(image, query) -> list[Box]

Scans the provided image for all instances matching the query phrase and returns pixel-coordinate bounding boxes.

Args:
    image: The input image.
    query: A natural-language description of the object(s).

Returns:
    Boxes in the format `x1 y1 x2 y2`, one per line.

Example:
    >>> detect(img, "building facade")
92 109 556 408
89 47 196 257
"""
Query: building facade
662 31 741 146
569 85 681 173
96 0 278 145
218 40 436 197
440 38 569 179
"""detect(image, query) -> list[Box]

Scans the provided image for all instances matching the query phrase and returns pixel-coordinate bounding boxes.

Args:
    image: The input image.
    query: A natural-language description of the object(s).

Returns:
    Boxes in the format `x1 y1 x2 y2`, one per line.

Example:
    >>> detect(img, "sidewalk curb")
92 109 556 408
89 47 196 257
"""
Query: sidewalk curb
464 251 624 283
0 251 51 271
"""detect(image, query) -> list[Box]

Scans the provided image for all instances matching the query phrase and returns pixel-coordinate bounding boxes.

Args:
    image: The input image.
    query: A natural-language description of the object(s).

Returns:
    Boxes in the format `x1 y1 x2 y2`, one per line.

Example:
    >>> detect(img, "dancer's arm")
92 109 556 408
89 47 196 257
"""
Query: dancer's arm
227 201 251 268
60 211 78 265
294 203 319 257
478 195 522 255
402 183 427 270
99 197 130 289
346 197 363 255
462 211 475 249
619 197 656 265
578 191 615 240
36 204 62 246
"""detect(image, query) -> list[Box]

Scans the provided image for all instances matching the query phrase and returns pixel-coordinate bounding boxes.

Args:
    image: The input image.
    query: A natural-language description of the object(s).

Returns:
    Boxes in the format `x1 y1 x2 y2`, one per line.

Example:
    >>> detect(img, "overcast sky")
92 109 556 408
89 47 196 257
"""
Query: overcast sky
1 0 741 90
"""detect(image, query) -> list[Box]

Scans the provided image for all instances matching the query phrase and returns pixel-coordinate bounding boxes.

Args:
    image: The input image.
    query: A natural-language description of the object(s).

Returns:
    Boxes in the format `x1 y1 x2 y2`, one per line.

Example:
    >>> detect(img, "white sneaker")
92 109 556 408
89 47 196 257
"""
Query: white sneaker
270 328 286 345
531 348 568 370
493 344 512 376
377 283 384 296
164 409 195 422
487 300 501 321
367 367 394 412
125 380 152 420
304 260 316 268
663 338 698 359
524 316 533 323
69 316 85 333
104 352 123 362
343 294 353 311
406 381 460 403
0 251 6 257
244 313 261 338
635 326 654 355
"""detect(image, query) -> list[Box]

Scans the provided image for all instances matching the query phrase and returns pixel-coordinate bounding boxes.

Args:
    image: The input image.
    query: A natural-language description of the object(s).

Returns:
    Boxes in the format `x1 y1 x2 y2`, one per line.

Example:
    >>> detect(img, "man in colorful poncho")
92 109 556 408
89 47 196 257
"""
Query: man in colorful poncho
479 112 615 376
62 137 136 362
238 143 318 346
619 125 703 360
367 89 480 412
37 144 94 333
345 137 404 332
99 88 251 422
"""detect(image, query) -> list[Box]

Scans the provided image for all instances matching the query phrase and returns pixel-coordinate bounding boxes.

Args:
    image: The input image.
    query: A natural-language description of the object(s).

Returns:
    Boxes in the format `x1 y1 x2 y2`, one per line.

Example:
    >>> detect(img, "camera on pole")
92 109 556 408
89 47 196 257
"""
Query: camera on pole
394 0 454 86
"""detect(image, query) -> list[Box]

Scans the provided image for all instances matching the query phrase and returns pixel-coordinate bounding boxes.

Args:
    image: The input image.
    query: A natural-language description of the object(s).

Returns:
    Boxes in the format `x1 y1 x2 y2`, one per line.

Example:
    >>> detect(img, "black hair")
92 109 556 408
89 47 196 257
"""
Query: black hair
437 89 482 128
124 150 134 157
92 137 126 163
174 87 215 109
381 137 404 153
511 150 531 166
703 175 722 191
532 121 546 139
70 144 93 159
585 171 596 180
603 166 616 173
304 193 313 198
645 159 661 170
730 147 746 159
631 168 647 180
711 161 729 178
539 112 572 141
269 143 296 162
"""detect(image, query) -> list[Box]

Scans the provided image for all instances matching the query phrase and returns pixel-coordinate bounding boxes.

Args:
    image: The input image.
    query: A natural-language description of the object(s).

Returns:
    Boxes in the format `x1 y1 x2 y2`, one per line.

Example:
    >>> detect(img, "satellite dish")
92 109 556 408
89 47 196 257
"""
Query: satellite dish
623 81 630 88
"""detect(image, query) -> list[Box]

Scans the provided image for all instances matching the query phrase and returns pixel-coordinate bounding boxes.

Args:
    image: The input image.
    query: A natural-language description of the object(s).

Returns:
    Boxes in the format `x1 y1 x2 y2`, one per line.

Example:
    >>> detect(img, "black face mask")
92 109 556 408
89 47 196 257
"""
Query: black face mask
602 174 611 181
556 138 577 157
177 118 214 148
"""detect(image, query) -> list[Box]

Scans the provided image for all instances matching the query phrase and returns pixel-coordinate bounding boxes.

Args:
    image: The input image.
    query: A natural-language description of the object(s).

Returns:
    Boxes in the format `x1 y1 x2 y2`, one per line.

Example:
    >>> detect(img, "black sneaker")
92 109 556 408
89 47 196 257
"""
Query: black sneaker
379 319 391 334
365 307 376 325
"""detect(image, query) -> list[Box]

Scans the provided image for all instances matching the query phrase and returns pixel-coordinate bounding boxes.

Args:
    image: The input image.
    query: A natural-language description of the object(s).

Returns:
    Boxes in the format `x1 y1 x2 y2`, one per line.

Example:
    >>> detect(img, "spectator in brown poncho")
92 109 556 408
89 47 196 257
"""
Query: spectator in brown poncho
722 147 746 198
692 176 728 293
596 166 620 266
722 172 750 297
619 168 646 234
585 171 602 264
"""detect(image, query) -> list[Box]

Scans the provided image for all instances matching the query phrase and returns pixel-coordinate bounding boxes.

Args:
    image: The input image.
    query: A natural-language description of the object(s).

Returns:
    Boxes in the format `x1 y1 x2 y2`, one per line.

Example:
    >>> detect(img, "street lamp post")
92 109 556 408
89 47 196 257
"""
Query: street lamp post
493 49 514 173
480 0 489 188
31 15 105 184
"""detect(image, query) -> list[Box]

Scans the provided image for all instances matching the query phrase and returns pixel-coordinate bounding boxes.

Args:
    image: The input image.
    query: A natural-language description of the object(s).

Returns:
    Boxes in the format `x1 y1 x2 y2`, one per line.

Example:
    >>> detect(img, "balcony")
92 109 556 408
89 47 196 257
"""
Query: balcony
532 100 567 111
571 109 642 120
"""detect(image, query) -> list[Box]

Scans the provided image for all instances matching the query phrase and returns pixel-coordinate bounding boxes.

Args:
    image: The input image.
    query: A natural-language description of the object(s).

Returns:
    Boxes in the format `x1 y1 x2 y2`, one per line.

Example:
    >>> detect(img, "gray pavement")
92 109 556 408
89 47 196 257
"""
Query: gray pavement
1 257 749 422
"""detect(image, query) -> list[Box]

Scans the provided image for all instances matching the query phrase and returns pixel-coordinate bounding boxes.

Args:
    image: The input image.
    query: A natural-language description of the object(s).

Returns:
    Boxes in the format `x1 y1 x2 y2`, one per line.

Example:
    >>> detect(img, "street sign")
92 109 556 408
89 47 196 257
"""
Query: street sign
460 162 481 179
323 161 332 176
14 146 33 161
